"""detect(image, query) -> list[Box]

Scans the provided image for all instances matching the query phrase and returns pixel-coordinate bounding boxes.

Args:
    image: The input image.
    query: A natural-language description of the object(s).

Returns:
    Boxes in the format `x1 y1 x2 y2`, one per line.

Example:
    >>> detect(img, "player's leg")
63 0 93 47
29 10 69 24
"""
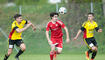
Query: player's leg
88 49 92 54
91 38 98 60
85 37 98 60
4 48 13 60
4 39 14 60
52 47 62 60
85 49 92 60
55 38 63 54
56 43 63 54
15 40 25 59
50 45 56 60
84 38 92 60
50 38 56 60
53 42 63 60
91 46 97 60
56 47 62 54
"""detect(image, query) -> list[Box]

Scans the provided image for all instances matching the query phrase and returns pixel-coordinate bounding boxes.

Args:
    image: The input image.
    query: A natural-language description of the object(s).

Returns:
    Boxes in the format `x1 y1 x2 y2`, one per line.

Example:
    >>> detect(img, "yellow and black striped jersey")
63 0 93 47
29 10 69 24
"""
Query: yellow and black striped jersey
9 20 27 40
81 20 99 38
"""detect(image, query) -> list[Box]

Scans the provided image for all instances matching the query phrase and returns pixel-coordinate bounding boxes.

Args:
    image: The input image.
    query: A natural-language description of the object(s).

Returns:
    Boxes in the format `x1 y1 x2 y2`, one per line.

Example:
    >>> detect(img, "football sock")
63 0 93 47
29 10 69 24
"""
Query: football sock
88 49 92 54
54 51 57 58
91 51 97 59
50 51 54 60
91 59 93 60
54 51 58 54
15 49 24 57
4 54 9 60
86 51 89 58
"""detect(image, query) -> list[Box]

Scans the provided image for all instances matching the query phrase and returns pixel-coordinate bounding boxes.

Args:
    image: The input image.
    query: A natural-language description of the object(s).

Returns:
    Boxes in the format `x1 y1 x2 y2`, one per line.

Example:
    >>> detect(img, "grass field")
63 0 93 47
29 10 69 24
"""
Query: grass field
0 54 105 60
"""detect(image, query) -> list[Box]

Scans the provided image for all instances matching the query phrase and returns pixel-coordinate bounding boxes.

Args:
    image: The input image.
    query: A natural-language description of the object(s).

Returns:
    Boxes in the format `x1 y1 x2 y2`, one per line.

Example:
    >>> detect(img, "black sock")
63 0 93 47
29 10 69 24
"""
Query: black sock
88 49 92 54
4 54 10 60
91 51 97 59
15 49 24 57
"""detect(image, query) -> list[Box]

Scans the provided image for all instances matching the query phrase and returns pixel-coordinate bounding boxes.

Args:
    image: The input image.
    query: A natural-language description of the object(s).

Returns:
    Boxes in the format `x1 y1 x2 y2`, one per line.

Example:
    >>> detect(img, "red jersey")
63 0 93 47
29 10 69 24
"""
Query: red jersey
46 20 65 38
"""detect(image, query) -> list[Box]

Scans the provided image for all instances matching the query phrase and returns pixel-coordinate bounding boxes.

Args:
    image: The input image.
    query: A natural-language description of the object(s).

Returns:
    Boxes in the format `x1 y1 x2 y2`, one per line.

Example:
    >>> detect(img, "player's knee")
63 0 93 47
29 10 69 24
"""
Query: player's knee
21 47 26 51
51 47 55 52
91 46 97 51
57 51 62 54
20 44 26 51
95 47 97 51
50 51 54 53
57 49 62 54
50 50 55 53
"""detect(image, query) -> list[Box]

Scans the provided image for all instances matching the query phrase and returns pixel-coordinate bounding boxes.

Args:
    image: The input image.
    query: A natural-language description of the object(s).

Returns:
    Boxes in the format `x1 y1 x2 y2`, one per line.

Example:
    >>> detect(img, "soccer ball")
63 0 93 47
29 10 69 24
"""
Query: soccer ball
59 7 67 14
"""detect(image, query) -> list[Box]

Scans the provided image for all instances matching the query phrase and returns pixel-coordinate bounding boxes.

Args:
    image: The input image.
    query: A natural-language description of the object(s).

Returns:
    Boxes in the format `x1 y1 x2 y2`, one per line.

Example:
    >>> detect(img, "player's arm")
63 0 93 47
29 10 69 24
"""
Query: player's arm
95 22 102 32
27 21 36 31
74 29 82 40
16 23 32 33
74 26 85 40
74 22 86 40
98 29 102 32
64 26 70 43
46 31 52 45
95 27 102 32
46 22 52 45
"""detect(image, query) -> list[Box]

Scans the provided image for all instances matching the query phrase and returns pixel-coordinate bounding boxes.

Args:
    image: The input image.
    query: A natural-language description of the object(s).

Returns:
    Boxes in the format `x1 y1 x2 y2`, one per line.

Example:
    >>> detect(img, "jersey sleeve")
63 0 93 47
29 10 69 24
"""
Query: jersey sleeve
12 22 18 30
46 22 50 31
57 20 65 28
25 20 28 24
81 22 86 31
94 22 98 28
22 20 27 24
94 22 99 31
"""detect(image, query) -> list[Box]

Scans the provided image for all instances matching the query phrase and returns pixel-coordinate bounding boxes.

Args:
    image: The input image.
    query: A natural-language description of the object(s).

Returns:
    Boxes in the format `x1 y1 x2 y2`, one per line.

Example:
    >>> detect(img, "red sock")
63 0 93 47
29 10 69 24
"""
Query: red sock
91 59 93 60
50 52 54 60
54 51 57 58
55 51 59 54
54 51 57 54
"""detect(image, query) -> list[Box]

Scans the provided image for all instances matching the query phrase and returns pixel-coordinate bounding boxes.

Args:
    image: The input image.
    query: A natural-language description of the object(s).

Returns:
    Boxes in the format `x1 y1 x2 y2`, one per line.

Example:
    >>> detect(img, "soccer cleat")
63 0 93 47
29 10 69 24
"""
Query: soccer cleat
15 56 19 60
85 51 89 60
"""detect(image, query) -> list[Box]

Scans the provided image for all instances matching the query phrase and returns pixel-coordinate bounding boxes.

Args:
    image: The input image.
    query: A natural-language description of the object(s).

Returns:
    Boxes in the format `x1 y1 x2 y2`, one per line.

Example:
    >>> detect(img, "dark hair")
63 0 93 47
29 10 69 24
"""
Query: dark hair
50 12 59 19
14 14 22 20
88 13 94 16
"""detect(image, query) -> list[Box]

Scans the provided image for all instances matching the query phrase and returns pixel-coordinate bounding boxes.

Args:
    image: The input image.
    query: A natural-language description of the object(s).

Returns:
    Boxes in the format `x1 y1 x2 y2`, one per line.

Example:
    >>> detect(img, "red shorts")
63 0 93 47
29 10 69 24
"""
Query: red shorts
51 37 63 48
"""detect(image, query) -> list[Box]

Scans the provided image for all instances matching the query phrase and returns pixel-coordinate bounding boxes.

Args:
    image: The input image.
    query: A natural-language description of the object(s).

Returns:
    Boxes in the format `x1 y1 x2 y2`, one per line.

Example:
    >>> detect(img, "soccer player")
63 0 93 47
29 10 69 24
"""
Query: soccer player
4 14 36 60
46 12 70 60
74 13 102 60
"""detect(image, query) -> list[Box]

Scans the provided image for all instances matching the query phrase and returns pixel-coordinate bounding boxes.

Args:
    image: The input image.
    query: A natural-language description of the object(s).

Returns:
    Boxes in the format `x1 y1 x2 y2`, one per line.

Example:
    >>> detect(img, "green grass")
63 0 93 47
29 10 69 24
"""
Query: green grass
0 54 105 60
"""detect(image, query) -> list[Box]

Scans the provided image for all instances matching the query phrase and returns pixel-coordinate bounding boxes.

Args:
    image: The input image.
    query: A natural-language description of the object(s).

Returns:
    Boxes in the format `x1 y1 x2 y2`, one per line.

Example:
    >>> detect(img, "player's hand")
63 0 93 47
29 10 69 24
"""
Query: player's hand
98 29 102 32
32 26 36 31
66 38 70 44
28 21 31 24
48 40 52 45
73 36 77 41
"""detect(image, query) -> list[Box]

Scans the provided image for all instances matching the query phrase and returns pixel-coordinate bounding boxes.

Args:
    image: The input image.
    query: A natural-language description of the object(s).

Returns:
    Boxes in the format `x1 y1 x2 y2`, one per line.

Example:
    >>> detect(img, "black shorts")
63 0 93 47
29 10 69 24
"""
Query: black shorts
9 39 24 48
84 37 98 49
